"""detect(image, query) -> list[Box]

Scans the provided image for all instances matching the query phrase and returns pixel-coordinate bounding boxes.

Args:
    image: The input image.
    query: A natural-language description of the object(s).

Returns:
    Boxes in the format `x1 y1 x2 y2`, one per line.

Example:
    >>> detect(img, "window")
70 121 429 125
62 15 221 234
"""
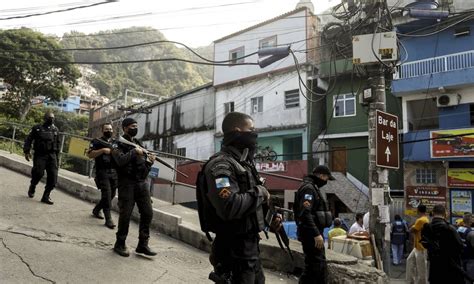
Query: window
176 147 186 160
259 35 277 49
251 96 263 114
229 46 245 64
224 102 234 115
285 89 300 109
334 94 356 117
415 168 437 184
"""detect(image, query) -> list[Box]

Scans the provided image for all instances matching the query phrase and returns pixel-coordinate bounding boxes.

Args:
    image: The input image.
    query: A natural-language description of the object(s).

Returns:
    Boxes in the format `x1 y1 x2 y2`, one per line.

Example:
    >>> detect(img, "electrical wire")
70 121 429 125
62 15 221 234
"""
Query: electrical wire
0 0 116 21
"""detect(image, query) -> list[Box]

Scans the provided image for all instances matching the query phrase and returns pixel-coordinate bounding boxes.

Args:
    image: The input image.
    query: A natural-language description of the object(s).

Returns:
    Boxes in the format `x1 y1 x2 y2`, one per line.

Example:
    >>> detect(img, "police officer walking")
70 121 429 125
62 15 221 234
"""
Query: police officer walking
111 118 156 257
201 112 269 284
293 165 335 284
23 111 60 205
87 122 118 229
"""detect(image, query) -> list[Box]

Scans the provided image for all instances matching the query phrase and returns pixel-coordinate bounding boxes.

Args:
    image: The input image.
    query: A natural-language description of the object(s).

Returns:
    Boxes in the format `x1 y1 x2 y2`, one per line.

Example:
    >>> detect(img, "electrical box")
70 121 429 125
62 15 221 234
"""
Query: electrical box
352 32 398 65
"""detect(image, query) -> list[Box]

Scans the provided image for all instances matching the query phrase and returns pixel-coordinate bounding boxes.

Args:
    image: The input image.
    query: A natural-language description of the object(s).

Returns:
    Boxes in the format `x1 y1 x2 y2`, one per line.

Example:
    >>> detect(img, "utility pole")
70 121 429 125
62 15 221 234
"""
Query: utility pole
367 65 390 270
351 0 397 271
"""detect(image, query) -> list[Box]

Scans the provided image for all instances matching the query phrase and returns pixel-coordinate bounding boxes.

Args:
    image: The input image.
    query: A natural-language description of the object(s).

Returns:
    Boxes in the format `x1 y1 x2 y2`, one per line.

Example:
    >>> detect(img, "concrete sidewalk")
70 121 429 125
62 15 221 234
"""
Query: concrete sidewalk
0 150 389 283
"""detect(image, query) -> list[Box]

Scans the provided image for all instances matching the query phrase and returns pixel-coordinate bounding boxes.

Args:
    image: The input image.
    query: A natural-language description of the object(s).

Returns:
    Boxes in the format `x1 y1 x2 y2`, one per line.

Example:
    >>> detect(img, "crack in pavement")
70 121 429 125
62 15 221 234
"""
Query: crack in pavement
1 237 56 284
153 270 168 283
0 226 113 251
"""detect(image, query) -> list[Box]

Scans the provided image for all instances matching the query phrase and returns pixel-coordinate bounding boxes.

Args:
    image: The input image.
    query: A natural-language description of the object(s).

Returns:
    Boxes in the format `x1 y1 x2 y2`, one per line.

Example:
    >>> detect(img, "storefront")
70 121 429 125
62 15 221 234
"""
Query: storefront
448 168 474 223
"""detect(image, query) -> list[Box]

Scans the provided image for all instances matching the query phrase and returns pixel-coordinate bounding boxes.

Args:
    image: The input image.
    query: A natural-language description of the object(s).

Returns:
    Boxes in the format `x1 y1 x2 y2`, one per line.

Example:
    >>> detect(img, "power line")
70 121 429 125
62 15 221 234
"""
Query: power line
0 0 117 21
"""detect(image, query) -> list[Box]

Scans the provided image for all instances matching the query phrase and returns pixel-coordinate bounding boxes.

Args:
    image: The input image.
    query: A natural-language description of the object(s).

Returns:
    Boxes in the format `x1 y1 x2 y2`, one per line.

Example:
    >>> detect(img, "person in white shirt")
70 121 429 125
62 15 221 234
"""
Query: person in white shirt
349 213 367 234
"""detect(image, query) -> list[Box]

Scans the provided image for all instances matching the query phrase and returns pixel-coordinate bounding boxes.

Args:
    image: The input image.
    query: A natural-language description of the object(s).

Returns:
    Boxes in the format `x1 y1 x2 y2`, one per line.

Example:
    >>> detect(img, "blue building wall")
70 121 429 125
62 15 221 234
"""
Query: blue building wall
44 96 80 113
439 104 470 129
393 19 474 94
398 20 474 62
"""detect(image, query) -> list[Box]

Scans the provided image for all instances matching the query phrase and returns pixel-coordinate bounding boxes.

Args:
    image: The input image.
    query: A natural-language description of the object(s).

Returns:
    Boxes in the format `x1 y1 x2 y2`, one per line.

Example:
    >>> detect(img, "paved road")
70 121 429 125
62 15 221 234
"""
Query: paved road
0 167 297 284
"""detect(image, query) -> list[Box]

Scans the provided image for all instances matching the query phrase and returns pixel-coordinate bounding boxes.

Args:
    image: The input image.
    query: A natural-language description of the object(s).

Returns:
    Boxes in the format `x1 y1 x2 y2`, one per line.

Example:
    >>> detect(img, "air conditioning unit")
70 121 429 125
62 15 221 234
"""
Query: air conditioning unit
436 93 461 107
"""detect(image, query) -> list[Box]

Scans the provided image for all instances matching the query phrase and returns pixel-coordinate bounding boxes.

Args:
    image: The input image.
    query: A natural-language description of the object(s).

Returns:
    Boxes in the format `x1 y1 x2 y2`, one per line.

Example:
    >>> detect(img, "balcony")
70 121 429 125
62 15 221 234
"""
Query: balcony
392 50 474 95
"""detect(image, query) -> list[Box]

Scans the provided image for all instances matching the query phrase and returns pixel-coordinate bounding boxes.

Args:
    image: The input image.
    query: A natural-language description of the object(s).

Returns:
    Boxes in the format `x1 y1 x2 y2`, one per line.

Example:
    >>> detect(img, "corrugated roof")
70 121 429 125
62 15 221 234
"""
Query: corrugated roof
213 7 310 43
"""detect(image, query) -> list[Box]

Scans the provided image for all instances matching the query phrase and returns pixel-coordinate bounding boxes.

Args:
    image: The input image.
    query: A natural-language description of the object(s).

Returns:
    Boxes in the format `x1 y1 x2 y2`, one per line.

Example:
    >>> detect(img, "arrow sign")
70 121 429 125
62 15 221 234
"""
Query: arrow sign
376 110 399 169
385 146 391 162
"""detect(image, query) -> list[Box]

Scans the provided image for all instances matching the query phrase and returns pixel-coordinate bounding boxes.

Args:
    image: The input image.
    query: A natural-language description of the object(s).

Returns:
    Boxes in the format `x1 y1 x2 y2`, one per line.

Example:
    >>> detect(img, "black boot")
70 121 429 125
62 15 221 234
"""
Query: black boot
135 239 157 256
28 185 35 198
103 209 115 229
40 191 54 205
113 239 130 257
92 205 104 219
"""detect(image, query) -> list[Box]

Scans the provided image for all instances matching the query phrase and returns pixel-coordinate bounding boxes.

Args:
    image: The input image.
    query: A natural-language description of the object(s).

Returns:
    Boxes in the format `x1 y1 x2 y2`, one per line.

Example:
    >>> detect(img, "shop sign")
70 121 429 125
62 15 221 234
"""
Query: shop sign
255 161 287 172
448 169 474 188
405 186 447 216
430 128 474 158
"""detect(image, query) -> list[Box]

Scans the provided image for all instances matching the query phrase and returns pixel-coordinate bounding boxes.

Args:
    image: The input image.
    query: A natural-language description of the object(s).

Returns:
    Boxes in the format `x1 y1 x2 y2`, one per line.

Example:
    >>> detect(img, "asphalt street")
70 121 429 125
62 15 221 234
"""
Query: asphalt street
0 166 297 284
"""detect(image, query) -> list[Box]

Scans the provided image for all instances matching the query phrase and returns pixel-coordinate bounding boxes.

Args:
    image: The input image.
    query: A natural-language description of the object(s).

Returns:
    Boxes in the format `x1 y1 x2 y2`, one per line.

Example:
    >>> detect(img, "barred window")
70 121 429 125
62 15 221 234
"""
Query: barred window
285 89 300 108
415 168 437 184
251 96 263 114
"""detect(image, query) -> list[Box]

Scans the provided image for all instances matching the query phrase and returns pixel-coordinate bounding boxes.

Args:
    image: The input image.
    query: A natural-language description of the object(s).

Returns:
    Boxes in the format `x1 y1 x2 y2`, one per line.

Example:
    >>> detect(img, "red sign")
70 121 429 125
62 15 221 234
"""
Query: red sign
431 129 474 158
376 110 399 169
405 186 447 216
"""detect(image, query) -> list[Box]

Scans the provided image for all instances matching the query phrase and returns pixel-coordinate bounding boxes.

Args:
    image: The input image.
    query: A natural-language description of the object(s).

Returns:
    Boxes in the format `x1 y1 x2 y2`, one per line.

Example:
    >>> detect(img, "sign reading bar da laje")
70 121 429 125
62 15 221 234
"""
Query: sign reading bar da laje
376 110 399 169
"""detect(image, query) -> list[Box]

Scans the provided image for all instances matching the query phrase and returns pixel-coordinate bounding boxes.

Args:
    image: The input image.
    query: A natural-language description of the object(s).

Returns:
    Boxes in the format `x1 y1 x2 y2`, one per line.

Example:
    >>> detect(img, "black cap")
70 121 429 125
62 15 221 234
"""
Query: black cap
121 117 137 128
313 165 335 180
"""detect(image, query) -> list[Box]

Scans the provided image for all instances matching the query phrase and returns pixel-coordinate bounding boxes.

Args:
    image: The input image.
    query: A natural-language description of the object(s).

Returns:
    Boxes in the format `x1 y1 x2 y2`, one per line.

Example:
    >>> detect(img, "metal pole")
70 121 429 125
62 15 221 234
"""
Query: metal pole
171 158 177 205
368 65 390 272
10 126 17 154
58 134 66 168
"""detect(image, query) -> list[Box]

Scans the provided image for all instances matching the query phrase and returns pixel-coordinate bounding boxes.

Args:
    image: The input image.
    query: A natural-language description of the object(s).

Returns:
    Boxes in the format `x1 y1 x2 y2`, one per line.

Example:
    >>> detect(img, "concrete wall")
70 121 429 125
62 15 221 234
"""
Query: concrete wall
213 9 308 86
172 130 215 161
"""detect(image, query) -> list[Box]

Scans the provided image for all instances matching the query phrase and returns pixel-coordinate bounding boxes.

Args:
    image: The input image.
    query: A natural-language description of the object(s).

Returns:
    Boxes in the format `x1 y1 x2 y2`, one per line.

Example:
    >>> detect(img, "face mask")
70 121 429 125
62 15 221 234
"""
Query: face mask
312 175 327 188
223 131 258 151
127 128 138 137
45 117 54 125
103 131 113 139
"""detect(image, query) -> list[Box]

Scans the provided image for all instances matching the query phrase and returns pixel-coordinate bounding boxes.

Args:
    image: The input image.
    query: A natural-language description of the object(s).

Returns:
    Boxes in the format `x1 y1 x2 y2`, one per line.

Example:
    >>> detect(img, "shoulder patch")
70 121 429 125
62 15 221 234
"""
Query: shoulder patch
304 194 313 201
303 200 311 208
218 188 231 199
215 177 230 189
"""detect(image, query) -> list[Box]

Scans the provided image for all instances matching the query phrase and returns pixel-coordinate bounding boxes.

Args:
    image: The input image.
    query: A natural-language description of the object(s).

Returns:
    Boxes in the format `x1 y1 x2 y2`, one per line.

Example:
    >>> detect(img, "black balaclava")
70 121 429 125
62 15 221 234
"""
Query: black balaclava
223 131 258 156
44 116 54 126
312 175 327 188
127 128 138 137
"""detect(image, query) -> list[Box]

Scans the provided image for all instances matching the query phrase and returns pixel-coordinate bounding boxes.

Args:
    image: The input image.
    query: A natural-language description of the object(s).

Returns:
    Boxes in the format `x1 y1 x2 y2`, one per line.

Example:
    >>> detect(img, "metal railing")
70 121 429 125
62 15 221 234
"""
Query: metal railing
397 50 474 79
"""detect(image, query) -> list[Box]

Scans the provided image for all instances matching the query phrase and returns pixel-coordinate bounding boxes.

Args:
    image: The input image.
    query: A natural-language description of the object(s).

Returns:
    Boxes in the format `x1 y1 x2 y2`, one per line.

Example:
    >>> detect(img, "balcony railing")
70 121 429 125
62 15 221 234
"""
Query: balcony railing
397 50 474 79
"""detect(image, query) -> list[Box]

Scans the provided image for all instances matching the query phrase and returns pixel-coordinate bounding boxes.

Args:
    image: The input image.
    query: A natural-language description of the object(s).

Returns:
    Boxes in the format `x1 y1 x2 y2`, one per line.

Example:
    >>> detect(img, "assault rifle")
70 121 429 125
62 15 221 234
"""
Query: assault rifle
264 200 294 261
117 136 189 178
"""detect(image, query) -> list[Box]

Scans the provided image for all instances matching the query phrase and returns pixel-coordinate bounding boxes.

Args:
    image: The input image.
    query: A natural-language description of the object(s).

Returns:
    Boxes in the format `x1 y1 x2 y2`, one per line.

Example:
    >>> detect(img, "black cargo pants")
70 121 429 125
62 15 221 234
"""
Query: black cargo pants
211 233 265 284
299 234 328 284
94 170 118 212
30 153 58 193
116 179 153 242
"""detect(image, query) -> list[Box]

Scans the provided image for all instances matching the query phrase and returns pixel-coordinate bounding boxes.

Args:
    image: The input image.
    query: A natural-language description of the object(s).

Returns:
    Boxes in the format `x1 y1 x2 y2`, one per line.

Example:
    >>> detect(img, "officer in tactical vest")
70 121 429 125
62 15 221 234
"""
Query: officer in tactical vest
203 112 270 284
111 117 156 257
87 122 118 229
23 111 60 205
294 165 335 284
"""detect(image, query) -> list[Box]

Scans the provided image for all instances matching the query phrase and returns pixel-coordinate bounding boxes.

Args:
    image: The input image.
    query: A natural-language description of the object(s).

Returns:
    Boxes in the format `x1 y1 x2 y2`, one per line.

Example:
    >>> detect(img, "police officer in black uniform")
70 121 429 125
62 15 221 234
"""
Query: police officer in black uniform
203 112 269 284
111 117 156 257
23 111 60 205
87 122 118 229
294 165 335 284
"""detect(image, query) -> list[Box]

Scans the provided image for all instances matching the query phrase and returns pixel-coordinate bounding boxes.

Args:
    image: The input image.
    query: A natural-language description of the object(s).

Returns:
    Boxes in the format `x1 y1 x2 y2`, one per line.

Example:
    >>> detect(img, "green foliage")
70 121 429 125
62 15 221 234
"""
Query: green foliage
60 27 212 99
0 28 80 120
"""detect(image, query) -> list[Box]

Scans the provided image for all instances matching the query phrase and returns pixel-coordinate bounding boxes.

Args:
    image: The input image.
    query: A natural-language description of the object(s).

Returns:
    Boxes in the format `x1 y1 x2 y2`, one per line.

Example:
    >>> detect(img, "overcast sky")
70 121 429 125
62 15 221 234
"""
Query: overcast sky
0 0 341 47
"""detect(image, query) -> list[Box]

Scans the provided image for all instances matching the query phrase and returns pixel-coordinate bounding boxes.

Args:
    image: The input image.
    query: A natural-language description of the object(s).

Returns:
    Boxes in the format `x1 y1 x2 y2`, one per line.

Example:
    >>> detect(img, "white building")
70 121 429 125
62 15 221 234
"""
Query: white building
212 5 319 162
131 83 215 161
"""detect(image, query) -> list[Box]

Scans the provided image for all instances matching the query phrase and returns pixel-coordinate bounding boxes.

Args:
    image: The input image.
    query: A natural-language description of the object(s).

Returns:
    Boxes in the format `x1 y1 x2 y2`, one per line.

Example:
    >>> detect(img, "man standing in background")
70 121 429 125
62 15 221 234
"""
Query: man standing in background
406 204 429 284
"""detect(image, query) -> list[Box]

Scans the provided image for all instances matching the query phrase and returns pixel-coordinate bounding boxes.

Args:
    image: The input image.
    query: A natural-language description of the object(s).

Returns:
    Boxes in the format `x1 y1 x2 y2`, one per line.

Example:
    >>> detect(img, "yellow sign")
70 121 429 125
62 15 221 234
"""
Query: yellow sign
68 137 90 159
448 168 474 188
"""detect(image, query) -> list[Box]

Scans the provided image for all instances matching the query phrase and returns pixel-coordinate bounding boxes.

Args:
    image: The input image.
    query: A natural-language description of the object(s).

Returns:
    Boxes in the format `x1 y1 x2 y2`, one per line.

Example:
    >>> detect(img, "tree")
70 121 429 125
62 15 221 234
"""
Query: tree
0 28 80 120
